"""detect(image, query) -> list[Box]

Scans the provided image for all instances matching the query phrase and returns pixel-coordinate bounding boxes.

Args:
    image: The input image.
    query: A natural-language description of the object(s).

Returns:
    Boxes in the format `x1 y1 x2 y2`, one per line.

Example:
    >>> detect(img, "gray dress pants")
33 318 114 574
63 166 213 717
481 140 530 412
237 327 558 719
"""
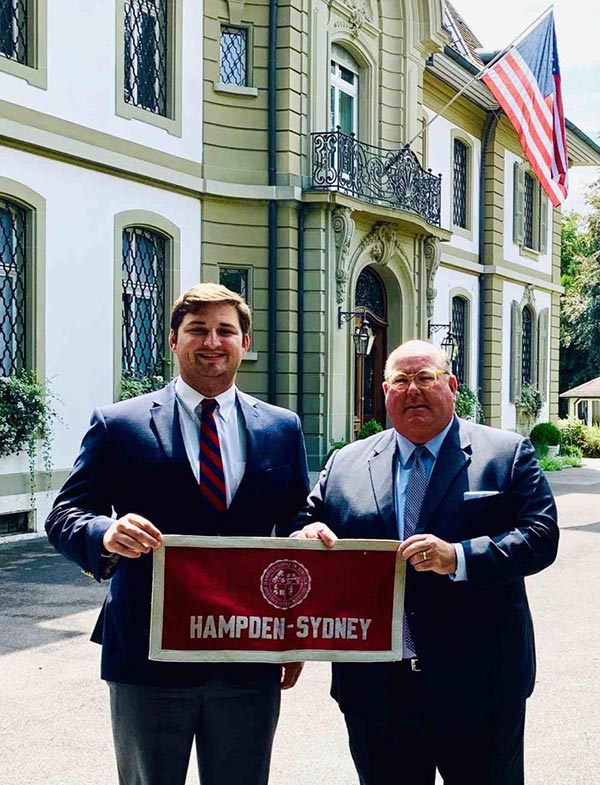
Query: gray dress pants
108 669 281 785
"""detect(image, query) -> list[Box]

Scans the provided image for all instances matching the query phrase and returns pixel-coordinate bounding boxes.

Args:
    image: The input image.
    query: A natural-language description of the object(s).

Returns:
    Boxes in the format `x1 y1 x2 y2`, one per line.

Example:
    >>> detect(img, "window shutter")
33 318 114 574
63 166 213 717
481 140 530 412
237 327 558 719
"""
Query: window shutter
510 300 523 403
537 308 549 401
513 163 525 245
539 195 549 254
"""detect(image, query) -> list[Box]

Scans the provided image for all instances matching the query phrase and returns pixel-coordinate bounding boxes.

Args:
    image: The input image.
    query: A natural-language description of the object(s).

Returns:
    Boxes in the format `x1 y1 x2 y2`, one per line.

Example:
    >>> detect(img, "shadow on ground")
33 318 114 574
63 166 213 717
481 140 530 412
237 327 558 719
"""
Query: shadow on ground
0 538 107 655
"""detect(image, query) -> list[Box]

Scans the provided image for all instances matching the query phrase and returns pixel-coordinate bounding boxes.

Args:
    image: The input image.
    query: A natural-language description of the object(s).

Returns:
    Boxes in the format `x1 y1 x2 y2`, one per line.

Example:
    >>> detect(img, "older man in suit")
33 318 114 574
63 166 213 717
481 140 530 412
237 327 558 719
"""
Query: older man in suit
295 339 558 785
46 283 309 785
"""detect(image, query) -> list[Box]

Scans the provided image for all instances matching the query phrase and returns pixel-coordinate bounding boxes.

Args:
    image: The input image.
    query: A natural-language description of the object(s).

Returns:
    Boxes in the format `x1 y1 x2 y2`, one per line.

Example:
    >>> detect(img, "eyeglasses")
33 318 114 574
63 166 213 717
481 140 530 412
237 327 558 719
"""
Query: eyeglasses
385 368 449 391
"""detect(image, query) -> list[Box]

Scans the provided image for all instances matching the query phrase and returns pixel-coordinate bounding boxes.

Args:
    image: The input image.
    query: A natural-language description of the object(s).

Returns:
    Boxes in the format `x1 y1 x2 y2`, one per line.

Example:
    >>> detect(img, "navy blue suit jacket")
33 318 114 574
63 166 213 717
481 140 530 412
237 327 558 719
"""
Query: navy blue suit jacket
46 382 310 686
294 417 559 719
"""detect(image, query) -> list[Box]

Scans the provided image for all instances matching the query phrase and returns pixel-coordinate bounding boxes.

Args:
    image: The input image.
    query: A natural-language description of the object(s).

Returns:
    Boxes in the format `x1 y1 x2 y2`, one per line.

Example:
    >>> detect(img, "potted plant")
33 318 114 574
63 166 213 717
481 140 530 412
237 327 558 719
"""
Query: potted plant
529 422 561 458
454 383 483 422
518 382 543 425
0 373 55 507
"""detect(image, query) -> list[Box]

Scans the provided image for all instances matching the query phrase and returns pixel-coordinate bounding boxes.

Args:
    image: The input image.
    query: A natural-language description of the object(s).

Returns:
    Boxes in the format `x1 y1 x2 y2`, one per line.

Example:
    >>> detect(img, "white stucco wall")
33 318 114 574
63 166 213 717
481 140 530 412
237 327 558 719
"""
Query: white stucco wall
0 1 203 161
0 146 201 528
431 266 479 388
425 109 480 255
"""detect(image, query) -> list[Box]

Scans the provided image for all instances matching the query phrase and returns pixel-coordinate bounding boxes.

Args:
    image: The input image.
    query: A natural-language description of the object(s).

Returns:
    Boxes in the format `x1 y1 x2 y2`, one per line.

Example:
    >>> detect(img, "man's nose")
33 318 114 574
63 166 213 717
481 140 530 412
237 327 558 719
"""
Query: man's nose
202 330 221 347
406 378 422 394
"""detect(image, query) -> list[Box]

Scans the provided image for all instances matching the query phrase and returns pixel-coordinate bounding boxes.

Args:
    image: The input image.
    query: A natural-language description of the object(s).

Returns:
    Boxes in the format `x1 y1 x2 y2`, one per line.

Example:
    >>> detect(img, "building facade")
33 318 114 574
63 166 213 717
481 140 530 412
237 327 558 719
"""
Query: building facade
0 0 599 534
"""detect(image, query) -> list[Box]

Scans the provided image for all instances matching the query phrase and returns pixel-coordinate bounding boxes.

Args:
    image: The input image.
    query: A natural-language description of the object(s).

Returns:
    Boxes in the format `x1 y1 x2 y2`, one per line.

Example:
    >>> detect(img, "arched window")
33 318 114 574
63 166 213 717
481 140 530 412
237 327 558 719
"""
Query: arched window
452 138 469 229
355 265 385 319
0 198 27 376
521 306 533 384
451 295 469 384
122 226 166 378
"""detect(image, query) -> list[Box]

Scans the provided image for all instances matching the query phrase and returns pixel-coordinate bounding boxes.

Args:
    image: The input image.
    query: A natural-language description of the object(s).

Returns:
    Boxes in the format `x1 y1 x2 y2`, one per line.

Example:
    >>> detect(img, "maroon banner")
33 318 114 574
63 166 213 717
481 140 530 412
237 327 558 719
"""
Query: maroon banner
150 536 404 662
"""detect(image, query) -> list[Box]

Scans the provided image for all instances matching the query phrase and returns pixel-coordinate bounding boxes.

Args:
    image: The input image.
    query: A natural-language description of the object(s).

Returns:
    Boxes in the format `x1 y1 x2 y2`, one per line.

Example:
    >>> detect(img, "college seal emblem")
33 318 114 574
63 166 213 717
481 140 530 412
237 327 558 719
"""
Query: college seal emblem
260 560 312 609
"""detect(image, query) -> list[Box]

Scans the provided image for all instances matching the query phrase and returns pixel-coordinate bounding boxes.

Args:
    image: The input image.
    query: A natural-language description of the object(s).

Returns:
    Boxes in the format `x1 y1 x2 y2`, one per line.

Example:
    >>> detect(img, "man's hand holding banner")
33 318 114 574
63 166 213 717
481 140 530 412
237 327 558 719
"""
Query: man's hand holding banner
150 536 405 663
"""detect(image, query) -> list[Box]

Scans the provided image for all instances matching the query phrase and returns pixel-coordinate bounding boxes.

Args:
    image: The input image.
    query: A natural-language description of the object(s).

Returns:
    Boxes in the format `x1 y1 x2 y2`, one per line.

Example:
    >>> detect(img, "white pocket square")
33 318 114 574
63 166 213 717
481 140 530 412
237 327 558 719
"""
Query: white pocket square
463 491 501 500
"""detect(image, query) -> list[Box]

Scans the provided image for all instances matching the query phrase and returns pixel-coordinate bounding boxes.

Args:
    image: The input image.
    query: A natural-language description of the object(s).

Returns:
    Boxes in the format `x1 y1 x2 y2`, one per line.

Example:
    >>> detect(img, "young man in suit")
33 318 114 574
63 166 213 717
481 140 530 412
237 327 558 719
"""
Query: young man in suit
46 283 309 785
295 339 558 785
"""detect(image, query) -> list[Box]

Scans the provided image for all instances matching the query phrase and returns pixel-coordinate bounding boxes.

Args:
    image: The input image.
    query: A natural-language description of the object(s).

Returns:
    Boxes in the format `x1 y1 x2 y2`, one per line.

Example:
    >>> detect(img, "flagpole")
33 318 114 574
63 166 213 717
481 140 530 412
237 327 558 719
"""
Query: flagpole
407 4 554 148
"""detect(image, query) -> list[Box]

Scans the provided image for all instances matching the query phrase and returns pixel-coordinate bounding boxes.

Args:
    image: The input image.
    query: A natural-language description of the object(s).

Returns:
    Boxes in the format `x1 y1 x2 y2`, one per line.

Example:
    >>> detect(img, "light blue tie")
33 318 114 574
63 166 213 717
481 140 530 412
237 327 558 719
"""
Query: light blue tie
403 445 429 655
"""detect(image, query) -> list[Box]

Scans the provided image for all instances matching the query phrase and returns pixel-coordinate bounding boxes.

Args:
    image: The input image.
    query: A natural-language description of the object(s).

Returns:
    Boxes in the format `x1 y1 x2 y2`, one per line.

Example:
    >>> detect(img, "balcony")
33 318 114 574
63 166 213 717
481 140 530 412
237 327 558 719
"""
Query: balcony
309 130 442 227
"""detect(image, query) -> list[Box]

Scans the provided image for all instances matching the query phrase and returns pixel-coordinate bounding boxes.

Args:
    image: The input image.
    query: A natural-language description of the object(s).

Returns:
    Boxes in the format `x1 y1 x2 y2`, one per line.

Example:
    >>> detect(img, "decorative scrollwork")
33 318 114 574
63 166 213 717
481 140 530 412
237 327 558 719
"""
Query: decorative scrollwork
423 235 442 319
332 207 355 303
310 130 442 226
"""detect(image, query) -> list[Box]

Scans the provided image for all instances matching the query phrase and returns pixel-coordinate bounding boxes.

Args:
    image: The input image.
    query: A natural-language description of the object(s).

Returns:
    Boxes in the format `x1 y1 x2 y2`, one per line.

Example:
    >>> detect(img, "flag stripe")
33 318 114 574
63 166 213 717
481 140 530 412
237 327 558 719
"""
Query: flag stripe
481 12 568 208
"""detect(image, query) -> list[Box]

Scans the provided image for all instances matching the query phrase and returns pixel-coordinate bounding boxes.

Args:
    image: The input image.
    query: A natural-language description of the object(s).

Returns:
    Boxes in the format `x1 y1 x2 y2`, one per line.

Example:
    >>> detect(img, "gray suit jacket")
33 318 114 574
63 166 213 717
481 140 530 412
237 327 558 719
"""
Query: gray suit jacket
46 382 310 686
294 416 558 719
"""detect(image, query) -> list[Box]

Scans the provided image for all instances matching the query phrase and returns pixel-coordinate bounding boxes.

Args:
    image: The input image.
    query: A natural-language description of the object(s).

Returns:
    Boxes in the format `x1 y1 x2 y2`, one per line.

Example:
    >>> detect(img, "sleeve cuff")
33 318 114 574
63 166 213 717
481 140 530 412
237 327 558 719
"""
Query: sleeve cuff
449 543 467 582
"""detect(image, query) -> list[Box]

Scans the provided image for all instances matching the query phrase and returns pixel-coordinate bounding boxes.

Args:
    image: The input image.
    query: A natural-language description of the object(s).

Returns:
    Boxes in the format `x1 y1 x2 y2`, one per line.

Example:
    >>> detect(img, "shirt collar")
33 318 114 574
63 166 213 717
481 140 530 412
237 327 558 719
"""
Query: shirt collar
394 418 454 467
174 377 238 422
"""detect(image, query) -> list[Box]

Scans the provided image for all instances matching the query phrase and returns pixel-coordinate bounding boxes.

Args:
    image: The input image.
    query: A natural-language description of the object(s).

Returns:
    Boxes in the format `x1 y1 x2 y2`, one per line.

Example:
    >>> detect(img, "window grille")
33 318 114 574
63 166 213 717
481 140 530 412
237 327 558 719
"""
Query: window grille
521 306 532 384
453 139 468 228
219 268 248 301
124 0 168 116
0 198 26 377
451 296 467 384
122 227 166 378
355 266 386 320
220 26 247 86
0 511 28 535
523 173 535 249
0 0 28 64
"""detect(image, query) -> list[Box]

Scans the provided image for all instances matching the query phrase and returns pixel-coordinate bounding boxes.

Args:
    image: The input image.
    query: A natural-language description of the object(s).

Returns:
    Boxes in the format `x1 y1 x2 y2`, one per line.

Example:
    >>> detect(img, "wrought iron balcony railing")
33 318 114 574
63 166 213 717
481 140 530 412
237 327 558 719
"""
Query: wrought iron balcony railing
310 130 442 226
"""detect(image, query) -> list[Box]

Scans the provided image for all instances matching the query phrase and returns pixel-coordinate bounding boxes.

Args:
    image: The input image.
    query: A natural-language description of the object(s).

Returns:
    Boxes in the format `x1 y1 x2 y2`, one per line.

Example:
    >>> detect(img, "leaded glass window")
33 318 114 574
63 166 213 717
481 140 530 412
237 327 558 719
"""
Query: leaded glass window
122 227 166 378
219 267 249 301
124 0 168 116
521 306 533 384
453 139 468 229
451 296 467 384
523 172 535 250
220 26 247 87
355 266 385 320
0 198 26 377
0 0 28 64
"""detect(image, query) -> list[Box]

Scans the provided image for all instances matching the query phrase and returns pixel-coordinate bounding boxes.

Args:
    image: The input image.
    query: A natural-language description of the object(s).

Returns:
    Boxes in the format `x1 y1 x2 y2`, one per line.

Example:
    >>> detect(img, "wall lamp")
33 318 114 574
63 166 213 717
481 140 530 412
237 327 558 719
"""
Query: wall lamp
338 306 375 357
428 322 459 362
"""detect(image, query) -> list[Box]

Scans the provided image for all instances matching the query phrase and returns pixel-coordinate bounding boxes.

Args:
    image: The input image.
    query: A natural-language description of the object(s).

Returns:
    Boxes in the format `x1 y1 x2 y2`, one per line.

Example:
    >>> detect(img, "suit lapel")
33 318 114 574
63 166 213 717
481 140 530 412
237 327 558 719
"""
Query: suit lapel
226 391 261 515
367 430 399 540
417 417 471 533
149 383 187 463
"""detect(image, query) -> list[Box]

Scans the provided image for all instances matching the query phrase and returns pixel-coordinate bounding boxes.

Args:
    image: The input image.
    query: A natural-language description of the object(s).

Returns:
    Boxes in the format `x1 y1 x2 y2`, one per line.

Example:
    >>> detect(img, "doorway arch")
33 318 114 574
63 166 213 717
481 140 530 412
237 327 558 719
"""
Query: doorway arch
354 266 388 432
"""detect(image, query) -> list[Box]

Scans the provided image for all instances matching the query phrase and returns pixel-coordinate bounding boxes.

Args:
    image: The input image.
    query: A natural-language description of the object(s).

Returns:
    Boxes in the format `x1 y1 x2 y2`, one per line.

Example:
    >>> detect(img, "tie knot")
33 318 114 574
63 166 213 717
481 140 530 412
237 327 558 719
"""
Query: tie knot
201 398 219 417
411 445 429 462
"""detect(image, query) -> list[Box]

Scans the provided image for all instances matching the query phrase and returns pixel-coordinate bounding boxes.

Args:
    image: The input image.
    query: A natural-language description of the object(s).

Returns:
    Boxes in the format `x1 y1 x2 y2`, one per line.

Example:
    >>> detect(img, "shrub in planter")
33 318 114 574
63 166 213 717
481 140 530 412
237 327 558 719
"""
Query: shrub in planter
519 383 543 422
529 422 561 447
356 419 383 440
455 384 483 422
0 374 55 506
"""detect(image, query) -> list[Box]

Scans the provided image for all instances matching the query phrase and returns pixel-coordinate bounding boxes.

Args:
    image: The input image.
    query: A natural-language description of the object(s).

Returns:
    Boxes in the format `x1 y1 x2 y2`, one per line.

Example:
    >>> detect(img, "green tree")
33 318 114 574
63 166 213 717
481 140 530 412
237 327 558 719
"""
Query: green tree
561 212 590 288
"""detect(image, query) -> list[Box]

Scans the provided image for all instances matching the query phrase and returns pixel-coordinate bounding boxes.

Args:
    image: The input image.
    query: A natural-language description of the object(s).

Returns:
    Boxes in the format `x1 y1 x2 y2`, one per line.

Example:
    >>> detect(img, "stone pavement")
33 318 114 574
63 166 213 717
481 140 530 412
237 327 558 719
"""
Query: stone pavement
1 460 599 784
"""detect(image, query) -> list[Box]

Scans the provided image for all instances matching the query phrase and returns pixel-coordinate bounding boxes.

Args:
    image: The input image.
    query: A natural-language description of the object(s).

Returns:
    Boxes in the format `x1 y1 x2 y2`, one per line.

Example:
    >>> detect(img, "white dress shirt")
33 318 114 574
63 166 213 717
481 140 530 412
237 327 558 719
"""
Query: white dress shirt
174 377 247 507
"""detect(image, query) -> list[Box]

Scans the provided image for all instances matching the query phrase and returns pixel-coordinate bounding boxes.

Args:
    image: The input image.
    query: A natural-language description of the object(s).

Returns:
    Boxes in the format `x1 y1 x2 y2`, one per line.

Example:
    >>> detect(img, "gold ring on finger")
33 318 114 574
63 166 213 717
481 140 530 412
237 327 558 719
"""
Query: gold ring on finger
422 551 428 562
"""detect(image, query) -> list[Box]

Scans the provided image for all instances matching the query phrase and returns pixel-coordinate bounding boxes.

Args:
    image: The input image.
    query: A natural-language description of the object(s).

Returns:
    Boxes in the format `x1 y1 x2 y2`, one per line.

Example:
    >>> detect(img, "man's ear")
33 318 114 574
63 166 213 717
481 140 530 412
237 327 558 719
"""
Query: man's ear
449 374 458 395
168 329 177 352
242 333 250 352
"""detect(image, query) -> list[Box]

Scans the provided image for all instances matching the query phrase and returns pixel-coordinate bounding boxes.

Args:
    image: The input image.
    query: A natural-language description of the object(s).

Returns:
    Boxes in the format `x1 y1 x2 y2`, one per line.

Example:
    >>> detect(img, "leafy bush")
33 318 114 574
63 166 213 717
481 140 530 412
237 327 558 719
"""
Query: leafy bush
558 418 586 449
0 374 54 459
581 426 600 457
561 455 582 468
455 384 483 422
121 373 165 400
356 419 383 440
539 458 563 471
529 422 561 447
559 444 582 459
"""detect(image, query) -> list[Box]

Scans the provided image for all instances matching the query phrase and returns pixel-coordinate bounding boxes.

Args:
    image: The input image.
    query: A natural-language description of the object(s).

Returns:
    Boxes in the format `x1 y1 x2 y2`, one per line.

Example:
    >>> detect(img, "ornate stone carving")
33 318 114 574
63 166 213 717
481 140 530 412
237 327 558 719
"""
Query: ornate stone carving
332 0 373 37
358 223 401 268
332 207 355 303
423 235 441 319
522 283 536 308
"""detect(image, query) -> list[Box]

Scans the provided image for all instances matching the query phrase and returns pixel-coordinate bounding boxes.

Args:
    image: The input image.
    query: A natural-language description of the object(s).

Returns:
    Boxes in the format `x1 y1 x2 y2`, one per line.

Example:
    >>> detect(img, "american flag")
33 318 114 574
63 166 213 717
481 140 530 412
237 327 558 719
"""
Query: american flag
482 11 568 207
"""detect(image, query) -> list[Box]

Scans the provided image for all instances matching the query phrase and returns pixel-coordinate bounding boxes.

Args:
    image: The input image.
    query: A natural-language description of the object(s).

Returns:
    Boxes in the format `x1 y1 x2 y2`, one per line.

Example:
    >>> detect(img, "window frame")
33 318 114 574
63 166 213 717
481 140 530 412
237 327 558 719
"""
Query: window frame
0 0 47 89
450 292 471 386
115 0 183 136
513 161 548 255
113 210 180 399
450 131 473 236
0 178 45 382
218 264 257 361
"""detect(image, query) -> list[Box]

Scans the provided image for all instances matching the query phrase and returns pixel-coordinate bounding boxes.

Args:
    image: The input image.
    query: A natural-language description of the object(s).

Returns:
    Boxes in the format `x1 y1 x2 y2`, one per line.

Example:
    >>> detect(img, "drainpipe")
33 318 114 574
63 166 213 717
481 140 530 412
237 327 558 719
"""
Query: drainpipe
267 0 278 403
297 204 306 422
478 110 500 410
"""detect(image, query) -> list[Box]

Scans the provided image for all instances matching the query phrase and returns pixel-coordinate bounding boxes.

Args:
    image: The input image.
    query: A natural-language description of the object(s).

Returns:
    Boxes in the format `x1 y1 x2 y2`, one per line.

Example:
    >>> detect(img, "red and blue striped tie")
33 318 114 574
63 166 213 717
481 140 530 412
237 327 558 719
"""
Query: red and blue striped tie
199 398 227 515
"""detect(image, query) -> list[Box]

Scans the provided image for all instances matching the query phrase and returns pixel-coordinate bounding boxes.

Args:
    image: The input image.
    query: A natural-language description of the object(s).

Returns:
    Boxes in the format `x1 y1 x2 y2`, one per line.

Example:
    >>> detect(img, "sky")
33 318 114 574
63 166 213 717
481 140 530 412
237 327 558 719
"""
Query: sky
450 0 600 215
